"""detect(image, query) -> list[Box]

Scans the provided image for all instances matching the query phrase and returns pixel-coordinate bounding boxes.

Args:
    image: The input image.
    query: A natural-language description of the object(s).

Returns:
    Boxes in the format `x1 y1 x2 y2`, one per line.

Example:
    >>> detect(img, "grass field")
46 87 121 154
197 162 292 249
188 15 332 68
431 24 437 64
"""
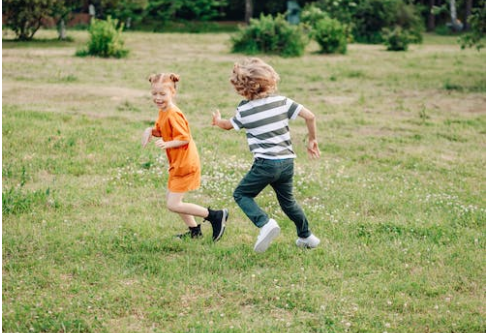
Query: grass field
2 29 486 333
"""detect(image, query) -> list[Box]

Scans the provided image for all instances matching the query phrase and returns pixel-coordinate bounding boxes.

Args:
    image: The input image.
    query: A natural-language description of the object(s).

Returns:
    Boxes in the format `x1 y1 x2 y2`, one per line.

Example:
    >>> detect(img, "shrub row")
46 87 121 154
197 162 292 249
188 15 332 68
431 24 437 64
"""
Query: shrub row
231 4 423 56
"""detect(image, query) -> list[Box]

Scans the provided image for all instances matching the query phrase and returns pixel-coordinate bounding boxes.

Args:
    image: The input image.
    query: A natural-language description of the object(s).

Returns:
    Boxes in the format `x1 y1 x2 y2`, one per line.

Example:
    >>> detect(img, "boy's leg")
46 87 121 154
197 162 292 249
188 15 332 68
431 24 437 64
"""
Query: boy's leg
233 162 272 228
271 163 311 238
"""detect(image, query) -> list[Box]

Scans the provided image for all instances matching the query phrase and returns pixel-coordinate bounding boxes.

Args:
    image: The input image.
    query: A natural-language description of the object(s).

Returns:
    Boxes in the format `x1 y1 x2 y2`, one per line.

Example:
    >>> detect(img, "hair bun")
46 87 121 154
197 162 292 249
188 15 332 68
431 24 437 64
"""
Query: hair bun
169 73 180 83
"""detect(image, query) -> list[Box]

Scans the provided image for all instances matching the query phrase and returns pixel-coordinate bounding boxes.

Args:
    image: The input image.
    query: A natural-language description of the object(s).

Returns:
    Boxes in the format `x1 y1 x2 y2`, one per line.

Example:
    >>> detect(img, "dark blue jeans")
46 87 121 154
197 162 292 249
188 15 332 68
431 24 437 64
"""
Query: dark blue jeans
233 158 311 238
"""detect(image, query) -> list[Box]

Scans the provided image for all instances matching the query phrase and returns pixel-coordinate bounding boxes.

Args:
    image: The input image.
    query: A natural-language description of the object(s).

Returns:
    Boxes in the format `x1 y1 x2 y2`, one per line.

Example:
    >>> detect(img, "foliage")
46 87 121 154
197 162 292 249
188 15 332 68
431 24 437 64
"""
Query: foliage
76 17 129 58
2 0 56 40
104 0 149 28
144 0 224 27
313 0 358 26
354 0 415 43
383 26 410 51
313 17 348 54
231 13 309 57
313 0 423 45
300 3 330 36
393 0 423 43
300 5 348 54
144 0 182 23
459 0 486 50
177 0 226 21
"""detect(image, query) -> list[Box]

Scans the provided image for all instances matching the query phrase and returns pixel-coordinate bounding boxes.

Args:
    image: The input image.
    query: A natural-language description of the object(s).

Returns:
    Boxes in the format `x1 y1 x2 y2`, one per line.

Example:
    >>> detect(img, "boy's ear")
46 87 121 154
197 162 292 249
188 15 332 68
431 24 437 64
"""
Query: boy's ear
169 73 180 83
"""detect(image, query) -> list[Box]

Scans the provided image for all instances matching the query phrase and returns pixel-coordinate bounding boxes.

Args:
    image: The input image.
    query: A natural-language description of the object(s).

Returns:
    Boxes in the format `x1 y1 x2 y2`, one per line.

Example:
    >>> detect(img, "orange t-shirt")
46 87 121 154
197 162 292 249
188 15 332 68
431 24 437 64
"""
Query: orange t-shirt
154 105 201 193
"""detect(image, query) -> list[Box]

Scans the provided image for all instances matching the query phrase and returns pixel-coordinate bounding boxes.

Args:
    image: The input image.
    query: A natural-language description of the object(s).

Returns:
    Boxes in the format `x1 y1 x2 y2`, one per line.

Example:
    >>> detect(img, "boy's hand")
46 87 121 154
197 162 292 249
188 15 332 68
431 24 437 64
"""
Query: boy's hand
154 138 167 150
141 127 152 147
212 109 221 126
307 139 320 159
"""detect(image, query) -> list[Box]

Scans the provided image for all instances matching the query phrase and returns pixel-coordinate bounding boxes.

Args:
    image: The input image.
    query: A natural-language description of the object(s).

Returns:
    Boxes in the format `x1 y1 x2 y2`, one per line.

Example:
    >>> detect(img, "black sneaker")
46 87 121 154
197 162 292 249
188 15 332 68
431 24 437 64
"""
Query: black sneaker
205 209 228 242
175 224 203 239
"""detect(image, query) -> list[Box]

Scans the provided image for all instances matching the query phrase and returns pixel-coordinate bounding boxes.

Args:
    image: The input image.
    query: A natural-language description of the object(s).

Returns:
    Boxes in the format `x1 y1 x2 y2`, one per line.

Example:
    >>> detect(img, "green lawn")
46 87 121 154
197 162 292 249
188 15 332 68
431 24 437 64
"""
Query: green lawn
2 29 486 333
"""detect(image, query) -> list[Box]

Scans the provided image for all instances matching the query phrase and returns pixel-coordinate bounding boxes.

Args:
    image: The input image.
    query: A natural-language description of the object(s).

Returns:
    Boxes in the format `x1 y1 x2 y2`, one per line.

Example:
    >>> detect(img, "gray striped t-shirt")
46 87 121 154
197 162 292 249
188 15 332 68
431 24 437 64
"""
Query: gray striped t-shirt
230 95 303 160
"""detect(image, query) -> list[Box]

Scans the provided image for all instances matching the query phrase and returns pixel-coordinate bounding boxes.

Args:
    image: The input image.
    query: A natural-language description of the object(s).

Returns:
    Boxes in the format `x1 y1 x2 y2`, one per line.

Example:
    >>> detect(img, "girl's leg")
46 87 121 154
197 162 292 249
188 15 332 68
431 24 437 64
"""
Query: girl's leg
166 191 208 227
178 213 198 228
166 191 228 242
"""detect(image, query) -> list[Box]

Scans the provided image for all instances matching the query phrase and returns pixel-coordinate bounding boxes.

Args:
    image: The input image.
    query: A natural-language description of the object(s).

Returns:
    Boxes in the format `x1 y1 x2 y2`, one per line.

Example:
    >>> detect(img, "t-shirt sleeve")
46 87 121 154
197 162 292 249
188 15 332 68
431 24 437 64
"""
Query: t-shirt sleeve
230 114 243 131
287 98 303 120
152 122 162 137
170 112 191 141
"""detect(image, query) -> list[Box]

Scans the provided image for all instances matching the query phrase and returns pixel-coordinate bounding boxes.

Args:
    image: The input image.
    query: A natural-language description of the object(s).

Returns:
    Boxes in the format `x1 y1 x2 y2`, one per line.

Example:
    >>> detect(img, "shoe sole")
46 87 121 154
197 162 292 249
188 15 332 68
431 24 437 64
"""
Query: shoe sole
254 226 280 253
296 240 320 248
213 209 228 242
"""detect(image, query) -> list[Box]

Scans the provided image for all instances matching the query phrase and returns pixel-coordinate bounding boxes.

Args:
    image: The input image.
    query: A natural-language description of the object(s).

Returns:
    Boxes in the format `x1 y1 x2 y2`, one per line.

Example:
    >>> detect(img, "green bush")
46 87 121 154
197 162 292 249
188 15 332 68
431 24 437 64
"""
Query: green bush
459 0 486 50
76 17 129 58
316 0 423 45
230 14 308 57
300 4 329 34
313 17 348 54
383 26 410 51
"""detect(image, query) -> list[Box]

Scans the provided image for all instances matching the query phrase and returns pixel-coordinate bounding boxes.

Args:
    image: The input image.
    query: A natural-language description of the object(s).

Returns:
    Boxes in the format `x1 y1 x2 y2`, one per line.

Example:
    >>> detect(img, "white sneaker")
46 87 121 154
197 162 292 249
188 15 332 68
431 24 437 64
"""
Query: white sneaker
296 234 320 248
254 219 280 253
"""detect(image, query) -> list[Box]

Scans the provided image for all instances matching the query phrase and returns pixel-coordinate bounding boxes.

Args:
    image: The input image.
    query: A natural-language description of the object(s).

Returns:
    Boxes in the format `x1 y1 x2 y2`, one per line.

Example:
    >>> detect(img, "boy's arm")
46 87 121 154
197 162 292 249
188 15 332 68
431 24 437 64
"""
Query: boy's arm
212 109 234 130
298 107 320 159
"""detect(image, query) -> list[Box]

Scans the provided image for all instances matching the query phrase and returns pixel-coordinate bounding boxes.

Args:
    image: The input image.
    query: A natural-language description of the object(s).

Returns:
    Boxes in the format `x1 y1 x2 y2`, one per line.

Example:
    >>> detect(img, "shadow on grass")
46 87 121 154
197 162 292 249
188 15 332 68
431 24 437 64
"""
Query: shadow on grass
2 37 75 48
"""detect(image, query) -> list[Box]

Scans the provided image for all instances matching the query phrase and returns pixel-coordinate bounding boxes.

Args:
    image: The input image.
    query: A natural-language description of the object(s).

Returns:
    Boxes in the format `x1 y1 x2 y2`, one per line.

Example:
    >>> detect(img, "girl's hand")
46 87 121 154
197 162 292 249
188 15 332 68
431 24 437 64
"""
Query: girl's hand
307 139 320 159
141 127 152 147
154 138 167 150
212 109 221 126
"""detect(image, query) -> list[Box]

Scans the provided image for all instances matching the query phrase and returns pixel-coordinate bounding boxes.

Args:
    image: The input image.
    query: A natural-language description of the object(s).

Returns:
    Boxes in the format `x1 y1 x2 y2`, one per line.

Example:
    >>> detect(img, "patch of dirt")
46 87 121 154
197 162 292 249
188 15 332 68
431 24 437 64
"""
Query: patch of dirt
322 96 357 105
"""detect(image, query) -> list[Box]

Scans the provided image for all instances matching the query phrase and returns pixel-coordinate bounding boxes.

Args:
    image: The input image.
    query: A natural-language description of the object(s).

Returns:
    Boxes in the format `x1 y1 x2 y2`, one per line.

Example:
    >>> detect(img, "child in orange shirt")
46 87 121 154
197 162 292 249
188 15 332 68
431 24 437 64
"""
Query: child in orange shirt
142 72 228 241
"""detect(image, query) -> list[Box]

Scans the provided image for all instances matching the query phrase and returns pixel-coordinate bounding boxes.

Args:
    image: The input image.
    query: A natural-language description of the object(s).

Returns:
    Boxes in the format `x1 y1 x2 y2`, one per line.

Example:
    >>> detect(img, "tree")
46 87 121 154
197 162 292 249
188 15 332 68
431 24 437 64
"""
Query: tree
465 0 473 29
245 0 253 23
3 0 56 40
448 0 464 31
51 0 83 40
459 0 486 49
104 0 149 28
177 0 225 21
427 0 436 31
144 0 224 25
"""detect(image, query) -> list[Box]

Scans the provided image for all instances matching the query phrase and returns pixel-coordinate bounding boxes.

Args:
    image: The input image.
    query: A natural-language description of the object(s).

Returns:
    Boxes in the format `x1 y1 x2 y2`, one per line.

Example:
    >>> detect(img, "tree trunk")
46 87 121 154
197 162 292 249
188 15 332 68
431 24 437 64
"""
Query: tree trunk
465 0 473 30
58 19 67 40
245 0 253 24
449 0 457 23
427 0 435 31
449 0 463 31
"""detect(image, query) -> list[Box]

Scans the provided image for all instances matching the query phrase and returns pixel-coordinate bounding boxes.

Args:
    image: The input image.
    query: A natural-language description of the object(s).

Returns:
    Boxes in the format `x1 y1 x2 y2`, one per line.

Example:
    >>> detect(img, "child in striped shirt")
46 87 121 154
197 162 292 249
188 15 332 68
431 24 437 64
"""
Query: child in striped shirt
212 58 321 253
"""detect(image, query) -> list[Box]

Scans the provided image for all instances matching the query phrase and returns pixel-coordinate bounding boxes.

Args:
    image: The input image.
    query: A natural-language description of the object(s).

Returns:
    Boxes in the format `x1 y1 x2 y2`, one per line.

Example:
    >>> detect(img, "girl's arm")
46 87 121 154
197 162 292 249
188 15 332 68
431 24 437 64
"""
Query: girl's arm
212 109 233 130
298 107 321 159
142 127 162 148
154 139 189 150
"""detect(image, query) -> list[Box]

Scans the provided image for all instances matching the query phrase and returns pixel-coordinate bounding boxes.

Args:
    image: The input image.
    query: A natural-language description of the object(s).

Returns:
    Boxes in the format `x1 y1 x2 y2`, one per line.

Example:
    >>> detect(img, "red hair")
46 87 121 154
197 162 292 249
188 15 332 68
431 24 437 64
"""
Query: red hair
148 73 180 92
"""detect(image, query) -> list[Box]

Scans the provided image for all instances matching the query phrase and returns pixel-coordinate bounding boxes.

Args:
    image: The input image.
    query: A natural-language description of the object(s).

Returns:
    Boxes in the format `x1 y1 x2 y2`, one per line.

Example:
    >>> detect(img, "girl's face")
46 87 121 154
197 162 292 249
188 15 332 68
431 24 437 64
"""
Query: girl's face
151 83 174 110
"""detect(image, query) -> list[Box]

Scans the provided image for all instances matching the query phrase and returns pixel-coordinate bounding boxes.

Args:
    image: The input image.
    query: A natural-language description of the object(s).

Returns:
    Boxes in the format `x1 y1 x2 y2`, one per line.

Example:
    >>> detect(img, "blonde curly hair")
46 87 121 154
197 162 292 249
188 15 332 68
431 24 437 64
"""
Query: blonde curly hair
230 58 280 100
